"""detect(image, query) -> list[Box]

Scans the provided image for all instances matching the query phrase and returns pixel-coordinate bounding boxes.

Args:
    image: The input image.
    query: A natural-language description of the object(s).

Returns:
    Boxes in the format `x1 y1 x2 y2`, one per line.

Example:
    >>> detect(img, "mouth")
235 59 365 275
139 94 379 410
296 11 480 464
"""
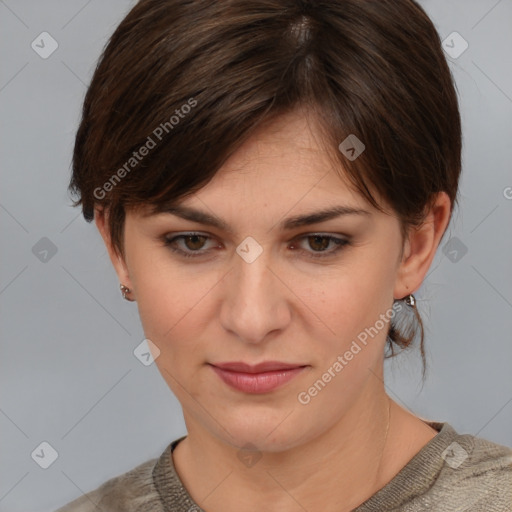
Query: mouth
208 361 309 394
210 361 307 373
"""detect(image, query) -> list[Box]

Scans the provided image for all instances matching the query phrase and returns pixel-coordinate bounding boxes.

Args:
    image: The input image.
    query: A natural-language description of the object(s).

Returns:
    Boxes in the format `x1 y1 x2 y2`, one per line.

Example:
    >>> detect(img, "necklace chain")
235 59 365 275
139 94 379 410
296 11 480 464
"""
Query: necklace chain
374 398 392 484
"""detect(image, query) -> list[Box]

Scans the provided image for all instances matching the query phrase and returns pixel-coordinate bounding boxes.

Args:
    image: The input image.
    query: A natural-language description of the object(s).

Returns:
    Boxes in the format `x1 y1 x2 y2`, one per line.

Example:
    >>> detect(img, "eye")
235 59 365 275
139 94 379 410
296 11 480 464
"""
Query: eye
162 233 217 258
161 232 350 260
290 234 350 259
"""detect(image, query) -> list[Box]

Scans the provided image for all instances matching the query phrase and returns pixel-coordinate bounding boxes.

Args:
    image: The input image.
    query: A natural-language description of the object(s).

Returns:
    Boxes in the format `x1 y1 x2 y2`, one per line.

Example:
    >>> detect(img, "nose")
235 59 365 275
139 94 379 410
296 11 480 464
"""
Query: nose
219 242 291 344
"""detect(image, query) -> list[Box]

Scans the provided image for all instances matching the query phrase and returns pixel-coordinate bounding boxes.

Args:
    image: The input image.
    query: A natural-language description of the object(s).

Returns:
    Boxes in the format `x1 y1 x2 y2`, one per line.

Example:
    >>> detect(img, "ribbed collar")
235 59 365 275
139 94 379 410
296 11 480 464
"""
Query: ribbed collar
152 421 462 512
354 421 467 511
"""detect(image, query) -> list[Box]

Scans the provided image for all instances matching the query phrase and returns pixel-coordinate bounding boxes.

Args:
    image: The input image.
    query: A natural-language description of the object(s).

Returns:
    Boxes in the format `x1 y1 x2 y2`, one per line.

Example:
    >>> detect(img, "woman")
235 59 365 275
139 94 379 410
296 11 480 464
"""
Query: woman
57 0 512 510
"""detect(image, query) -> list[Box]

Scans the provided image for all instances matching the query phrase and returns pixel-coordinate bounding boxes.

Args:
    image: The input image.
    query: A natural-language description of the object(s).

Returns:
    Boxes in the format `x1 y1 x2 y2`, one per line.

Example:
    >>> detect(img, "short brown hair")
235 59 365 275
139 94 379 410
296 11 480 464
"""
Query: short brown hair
68 0 462 379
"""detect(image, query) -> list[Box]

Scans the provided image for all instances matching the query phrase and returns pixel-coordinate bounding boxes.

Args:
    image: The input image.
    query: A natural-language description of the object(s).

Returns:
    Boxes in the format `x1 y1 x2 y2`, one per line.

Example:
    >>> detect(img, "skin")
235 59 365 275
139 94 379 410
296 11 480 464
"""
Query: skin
96 108 451 512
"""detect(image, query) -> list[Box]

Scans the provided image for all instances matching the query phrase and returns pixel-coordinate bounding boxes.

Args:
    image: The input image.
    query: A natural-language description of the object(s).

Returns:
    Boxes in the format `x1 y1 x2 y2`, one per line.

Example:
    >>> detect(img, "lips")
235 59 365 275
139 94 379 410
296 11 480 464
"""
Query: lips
209 362 308 394
210 361 306 373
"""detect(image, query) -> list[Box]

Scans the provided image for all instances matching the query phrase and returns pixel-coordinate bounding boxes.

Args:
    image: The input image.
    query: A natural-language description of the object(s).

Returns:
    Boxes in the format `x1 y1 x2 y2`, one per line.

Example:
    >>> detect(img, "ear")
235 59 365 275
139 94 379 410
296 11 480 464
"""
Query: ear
394 191 452 300
94 206 134 292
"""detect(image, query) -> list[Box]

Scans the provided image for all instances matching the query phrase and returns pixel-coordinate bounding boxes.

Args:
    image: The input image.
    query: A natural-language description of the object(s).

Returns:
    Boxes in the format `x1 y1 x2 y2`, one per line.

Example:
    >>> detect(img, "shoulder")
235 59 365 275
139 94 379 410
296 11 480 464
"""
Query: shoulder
441 432 512 507
441 429 512 480
55 456 164 512
412 425 512 511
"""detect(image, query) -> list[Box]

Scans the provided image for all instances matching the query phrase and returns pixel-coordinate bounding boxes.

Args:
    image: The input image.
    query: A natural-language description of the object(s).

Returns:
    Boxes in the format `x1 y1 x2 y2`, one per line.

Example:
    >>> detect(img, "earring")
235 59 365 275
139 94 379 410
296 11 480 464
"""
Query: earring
403 293 416 308
120 283 135 302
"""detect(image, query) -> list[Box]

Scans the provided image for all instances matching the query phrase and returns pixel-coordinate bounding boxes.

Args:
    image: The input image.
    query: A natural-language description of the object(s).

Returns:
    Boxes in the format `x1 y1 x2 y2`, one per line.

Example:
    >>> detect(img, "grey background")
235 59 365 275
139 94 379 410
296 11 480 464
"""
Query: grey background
1 1 511 511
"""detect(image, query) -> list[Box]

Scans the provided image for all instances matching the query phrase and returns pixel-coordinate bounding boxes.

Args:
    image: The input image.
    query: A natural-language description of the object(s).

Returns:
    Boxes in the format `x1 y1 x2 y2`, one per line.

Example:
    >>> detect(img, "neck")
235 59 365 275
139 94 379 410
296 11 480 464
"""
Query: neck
172 381 409 512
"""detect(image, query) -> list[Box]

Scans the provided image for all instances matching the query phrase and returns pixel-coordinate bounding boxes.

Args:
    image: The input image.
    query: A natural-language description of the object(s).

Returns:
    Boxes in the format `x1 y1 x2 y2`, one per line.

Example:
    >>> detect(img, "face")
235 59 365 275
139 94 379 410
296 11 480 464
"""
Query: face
98 109 434 453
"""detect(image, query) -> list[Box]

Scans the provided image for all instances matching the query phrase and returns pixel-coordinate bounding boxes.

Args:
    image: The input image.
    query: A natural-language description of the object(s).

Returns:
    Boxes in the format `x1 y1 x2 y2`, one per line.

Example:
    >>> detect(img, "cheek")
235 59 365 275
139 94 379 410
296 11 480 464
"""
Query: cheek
306 255 395 333
132 257 224 362
136 278 201 341
295 258 397 386
135 277 207 398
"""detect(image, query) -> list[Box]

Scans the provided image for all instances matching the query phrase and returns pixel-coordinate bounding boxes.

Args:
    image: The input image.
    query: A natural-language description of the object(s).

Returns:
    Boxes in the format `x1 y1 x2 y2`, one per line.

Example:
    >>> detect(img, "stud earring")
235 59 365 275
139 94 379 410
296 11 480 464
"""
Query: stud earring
120 283 135 302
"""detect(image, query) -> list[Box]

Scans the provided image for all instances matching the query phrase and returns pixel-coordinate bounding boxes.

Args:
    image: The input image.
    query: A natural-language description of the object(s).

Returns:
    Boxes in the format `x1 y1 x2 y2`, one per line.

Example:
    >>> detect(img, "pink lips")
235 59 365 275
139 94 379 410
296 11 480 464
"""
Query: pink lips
209 361 308 393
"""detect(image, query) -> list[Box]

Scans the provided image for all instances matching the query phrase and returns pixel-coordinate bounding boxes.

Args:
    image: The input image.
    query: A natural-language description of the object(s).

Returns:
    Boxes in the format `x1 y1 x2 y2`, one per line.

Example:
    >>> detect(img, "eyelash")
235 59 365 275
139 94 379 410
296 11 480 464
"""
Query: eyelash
161 233 350 260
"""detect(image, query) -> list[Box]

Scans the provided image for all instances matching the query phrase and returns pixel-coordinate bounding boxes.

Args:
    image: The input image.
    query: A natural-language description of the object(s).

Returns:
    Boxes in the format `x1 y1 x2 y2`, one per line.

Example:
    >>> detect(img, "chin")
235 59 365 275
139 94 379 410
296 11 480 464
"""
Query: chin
215 416 311 453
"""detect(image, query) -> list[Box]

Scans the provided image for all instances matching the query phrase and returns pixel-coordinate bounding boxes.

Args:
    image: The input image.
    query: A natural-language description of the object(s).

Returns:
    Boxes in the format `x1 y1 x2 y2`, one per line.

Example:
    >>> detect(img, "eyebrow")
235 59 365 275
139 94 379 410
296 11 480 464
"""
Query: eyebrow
149 203 371 233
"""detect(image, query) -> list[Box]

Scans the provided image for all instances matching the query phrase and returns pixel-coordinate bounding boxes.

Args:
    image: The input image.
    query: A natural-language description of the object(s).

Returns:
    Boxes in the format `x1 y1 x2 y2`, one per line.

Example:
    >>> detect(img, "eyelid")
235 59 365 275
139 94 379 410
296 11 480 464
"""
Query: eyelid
161 231 351 260
162 232 219 253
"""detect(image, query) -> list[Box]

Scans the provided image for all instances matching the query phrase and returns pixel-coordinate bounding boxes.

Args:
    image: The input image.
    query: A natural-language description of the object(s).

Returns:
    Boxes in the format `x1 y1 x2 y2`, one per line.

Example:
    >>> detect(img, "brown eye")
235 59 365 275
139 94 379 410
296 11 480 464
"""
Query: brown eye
291 234 349 259
181 234 208 251
163 233 216 259
162 232 349 261
307 235 331 252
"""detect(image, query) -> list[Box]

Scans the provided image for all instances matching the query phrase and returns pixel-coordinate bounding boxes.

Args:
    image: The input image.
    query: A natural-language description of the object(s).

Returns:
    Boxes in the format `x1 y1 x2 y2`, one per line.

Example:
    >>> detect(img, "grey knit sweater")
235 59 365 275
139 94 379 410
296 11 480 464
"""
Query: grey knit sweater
56 421 512 512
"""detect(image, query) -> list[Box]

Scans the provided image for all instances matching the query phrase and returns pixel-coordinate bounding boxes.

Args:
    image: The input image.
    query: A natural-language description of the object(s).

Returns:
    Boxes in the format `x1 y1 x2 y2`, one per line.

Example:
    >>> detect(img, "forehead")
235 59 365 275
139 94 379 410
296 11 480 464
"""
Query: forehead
225 109 334 167
130 108 391 223
202 109 358 198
